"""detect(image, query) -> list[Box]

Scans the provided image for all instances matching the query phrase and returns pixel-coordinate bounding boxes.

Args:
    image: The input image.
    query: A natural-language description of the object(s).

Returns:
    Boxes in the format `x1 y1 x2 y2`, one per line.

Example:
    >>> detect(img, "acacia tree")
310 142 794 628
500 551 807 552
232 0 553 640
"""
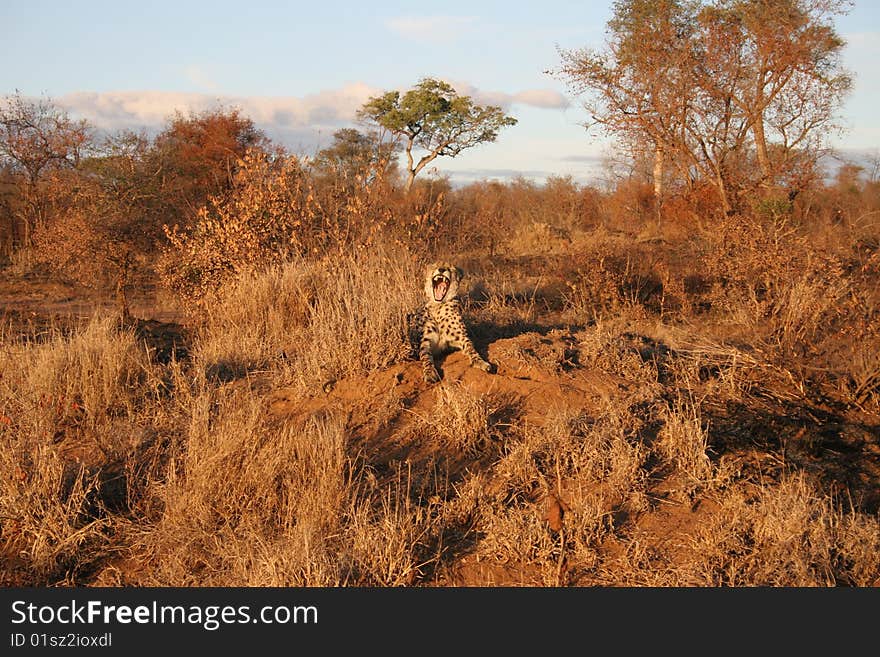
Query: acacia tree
357 78 517 192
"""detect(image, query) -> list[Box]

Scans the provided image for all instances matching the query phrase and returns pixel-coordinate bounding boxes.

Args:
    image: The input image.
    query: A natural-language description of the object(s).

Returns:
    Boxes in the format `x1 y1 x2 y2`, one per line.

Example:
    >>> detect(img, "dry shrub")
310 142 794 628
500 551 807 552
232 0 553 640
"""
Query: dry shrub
503 221 572 256
668 338 765 401
686 475 880 586
697 214 792 318
542 175 602 232
159 149 314 310
470 263 546 326
563 261 624 322
763 258 851 357
656 397 714 488
561 234 663 322
693 210 880 408
441 176 601 258
698 214 851 353
494 176 596 255
382 178 448 251
159 144 448 314
446 180 512 255
601 178 655 232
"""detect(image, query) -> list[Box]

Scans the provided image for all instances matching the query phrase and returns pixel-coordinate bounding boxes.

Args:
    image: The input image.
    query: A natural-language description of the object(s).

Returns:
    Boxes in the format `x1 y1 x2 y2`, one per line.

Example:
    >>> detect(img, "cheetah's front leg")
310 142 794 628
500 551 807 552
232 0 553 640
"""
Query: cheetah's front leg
458 338 495 374
419 328 441 384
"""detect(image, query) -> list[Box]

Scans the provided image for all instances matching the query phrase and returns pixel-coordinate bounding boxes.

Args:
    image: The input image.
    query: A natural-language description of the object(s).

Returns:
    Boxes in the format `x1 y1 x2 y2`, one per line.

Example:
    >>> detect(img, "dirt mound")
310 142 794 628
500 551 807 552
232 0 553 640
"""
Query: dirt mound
267 329 623 434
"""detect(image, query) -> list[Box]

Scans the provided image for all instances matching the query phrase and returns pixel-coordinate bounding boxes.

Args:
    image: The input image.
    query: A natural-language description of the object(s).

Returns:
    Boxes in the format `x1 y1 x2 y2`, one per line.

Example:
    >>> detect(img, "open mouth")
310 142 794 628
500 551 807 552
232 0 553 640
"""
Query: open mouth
432 274 450 302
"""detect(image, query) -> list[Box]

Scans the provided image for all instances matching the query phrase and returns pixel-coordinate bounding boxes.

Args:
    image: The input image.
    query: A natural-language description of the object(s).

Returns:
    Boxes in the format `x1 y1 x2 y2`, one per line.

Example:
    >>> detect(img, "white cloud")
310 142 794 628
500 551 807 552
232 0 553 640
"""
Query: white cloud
40 80 569 161
55 83 381 135
445 80 570 110
511 89 570 109
385 15 477 43
52 80 567 141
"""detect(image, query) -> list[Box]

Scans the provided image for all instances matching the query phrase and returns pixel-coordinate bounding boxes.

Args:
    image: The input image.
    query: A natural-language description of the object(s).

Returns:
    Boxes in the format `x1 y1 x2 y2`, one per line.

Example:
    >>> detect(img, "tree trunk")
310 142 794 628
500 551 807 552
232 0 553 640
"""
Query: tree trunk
404 139 417 193
653 144 664 225
653 144 664 200
404 170 416 193
753 110 772 188
714 164 732 216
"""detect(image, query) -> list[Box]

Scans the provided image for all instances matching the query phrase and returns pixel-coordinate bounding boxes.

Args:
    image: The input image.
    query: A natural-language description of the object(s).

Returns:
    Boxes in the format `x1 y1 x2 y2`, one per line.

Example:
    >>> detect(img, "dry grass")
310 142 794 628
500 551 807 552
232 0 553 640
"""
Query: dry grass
193 260 321 378
0 314 163 584
129 392 351 586
3 176 880 588
656 396 714 489
0 444 110 585
684 475 880 586
1 314 160 450
477 405 649 584
414 385 509 456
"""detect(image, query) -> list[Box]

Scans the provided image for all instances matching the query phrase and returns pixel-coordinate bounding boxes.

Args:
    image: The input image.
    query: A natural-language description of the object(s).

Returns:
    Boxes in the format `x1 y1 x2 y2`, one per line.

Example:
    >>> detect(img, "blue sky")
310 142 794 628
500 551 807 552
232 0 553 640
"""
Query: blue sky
2 1 878 185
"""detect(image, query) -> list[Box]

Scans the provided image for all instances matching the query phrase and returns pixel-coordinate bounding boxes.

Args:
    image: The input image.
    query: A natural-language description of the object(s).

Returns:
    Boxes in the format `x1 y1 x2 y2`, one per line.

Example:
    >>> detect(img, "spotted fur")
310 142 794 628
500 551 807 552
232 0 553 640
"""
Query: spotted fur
413 262 494 383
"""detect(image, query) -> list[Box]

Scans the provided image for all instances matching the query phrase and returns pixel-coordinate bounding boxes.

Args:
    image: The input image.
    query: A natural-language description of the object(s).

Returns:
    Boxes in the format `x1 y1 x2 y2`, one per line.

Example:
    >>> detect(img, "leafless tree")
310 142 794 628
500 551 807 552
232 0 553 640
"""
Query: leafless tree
554 0 852 215
0 93 92 249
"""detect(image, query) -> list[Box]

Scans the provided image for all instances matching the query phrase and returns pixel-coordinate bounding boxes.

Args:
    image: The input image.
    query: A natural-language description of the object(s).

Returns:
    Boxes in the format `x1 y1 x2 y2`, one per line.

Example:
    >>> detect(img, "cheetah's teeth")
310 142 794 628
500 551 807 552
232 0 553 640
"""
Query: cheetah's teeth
433 278 449 301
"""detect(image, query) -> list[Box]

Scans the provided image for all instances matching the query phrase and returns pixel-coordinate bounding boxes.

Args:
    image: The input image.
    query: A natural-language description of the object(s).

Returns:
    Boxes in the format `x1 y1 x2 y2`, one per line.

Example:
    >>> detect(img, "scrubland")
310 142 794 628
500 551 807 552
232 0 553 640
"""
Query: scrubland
3 171 879 587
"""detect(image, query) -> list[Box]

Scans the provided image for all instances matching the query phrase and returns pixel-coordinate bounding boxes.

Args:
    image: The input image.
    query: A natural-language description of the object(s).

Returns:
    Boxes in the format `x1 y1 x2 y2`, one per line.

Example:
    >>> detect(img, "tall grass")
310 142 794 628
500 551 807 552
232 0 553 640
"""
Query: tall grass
193 245 421 392
1 314 159 451
131 391 351 586
0 314 162 583
686 475 880 586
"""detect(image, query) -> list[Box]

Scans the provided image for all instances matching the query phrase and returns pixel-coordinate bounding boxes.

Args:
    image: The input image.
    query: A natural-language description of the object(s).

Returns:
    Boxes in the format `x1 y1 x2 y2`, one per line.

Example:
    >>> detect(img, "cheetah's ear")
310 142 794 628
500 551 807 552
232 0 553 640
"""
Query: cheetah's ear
456 266 465 280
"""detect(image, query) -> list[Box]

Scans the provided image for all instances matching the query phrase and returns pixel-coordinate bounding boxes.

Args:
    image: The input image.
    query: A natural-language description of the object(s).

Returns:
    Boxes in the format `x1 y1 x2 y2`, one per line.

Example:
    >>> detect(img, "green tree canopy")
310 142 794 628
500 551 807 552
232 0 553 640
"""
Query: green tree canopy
357 78 517 192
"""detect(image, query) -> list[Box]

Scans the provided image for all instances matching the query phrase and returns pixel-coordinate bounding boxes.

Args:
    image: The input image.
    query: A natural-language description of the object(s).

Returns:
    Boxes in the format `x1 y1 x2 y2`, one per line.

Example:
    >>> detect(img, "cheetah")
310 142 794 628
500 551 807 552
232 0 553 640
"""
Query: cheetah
413 262 494 383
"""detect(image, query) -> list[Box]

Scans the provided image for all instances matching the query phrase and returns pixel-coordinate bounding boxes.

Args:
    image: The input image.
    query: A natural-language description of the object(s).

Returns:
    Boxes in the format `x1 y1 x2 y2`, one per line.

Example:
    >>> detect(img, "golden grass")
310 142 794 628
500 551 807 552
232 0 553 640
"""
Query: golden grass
685 475 880 586
2 184 879 588
0 314 163 583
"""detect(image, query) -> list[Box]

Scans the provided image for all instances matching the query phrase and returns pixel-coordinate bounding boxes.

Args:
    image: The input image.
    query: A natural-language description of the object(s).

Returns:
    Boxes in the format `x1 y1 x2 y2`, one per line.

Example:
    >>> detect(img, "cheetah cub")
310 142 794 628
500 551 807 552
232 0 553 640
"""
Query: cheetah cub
416 262 494 383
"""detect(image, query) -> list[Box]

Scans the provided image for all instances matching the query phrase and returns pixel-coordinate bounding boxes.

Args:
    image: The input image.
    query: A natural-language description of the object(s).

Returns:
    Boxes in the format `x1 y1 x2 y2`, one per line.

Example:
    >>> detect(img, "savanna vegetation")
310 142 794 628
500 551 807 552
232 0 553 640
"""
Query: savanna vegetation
1 0 878 587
